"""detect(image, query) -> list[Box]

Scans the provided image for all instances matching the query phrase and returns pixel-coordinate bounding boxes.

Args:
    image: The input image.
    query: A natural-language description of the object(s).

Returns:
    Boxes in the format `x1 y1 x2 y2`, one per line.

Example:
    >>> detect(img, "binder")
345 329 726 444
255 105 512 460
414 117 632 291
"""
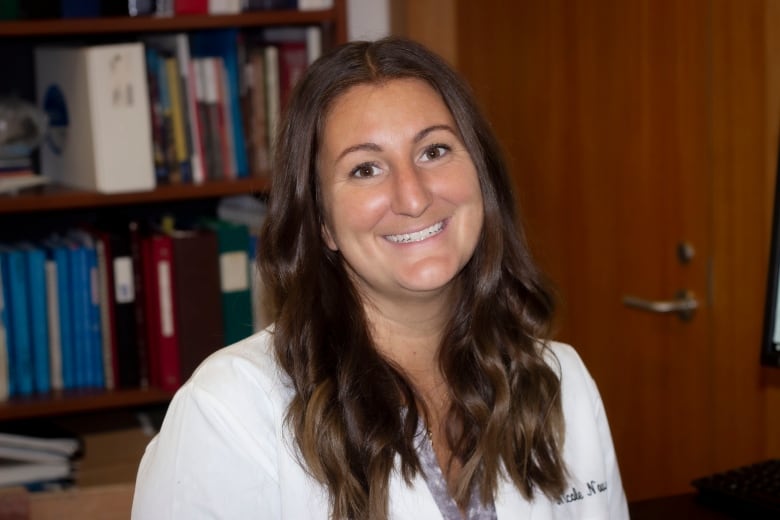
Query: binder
142 233 181 391
35 43 155 194
169 229 224 381
107 228 141 389
203 219 253 345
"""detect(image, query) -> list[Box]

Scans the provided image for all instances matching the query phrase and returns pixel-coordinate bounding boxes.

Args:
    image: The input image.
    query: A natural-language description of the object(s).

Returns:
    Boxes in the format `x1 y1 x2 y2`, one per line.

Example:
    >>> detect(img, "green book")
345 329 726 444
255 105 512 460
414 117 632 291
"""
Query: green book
0 0 19 20
202 219 254 345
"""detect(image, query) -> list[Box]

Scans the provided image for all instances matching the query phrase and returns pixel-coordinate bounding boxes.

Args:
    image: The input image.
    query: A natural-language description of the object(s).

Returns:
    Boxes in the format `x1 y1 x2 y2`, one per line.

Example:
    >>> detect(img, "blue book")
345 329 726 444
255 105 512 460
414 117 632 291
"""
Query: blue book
43 236 74 390
189 29 249 178
68 231 104 389
63 238 90 389
60 0 99 18
0 253 9 400
20 243 50 394
0 246 33 396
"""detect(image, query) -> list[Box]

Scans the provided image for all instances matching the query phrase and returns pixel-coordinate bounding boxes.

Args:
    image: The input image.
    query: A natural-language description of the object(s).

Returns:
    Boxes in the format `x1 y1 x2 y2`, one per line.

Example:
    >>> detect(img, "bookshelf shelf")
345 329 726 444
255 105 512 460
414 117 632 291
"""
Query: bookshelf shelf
0 9 346 39
0 388 174 421
0 177 270 214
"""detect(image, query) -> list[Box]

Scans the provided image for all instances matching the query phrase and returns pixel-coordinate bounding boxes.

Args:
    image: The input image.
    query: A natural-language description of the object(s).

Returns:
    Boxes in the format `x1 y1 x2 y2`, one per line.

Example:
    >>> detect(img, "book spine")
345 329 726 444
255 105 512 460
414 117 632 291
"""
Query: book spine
43 257 63 392
25 246 50 394
0 254 9 400
165 56 193 183
95 235 117 390
3 249 33 396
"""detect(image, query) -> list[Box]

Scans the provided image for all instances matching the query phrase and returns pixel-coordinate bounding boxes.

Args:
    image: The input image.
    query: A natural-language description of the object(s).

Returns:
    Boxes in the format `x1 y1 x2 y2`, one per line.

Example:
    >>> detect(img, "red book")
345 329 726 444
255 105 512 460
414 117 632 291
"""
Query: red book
142 233 181 391
174 0 207 15
277 40 307 109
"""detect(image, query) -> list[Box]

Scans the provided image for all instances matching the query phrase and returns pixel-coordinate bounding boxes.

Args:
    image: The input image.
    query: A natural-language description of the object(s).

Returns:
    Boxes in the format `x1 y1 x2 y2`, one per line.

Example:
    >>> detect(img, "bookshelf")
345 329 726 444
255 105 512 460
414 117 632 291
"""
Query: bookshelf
0 2 347 422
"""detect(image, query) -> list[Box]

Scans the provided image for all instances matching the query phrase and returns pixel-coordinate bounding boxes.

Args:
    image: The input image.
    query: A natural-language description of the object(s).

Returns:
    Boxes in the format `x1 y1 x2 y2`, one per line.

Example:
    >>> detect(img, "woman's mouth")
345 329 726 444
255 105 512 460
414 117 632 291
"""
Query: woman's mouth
385 220 445 244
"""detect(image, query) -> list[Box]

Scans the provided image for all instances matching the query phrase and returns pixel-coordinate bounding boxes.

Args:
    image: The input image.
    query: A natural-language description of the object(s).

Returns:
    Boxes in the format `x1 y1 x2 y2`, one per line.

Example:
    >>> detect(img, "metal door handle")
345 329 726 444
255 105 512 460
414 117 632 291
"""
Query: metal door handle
622 290 698 321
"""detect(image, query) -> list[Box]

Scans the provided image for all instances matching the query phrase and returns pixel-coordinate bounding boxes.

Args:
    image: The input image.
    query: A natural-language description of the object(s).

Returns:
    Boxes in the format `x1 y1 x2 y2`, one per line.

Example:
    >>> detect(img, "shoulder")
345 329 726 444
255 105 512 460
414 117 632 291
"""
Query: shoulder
186 328 293 409
541 340 596 395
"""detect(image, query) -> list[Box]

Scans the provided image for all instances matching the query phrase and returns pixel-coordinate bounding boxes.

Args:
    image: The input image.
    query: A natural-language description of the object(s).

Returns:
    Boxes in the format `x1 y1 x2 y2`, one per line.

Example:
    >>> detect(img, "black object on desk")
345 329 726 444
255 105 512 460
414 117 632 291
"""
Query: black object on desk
690 459 780 519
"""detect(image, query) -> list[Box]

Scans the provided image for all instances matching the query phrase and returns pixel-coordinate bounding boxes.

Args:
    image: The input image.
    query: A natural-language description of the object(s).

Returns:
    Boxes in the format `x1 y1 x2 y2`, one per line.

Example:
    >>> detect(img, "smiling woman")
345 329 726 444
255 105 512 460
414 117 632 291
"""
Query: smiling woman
131 37 630 520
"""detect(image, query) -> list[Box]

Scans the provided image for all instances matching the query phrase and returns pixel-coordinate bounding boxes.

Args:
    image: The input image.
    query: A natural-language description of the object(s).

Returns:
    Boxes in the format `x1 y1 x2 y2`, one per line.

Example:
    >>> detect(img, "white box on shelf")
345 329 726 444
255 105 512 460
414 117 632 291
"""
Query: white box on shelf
35 43 155 194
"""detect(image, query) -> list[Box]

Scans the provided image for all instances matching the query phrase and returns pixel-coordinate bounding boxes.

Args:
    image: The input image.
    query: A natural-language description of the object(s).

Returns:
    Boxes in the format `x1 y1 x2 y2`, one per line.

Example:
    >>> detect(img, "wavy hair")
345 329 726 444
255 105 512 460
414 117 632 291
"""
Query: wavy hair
258 36 566 519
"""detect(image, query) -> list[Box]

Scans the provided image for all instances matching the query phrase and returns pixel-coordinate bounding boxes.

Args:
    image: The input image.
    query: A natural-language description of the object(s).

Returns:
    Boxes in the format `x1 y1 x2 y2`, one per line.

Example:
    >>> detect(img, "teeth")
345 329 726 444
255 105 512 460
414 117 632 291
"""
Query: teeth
386 221 444 244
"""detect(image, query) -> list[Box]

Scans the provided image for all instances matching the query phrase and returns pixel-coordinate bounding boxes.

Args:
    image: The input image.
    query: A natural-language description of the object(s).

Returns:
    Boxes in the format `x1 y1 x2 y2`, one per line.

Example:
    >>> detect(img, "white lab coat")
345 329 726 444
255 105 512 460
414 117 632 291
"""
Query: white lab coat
132 330 629 519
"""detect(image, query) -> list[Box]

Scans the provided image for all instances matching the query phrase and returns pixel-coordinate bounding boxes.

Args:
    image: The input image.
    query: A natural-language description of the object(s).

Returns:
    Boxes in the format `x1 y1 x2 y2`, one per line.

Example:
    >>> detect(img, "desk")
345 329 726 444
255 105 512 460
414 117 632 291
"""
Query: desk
629 493 737 519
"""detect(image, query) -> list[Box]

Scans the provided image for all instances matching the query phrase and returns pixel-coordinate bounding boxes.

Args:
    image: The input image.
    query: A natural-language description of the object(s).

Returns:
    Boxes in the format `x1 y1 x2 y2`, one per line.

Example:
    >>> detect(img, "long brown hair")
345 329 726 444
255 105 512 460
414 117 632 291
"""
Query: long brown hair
258 36 566 519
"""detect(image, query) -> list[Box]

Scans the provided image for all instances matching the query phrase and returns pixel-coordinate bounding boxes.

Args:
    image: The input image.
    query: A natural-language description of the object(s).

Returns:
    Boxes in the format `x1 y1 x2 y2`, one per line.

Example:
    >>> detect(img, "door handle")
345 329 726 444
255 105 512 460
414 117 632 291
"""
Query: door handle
622 290 698 321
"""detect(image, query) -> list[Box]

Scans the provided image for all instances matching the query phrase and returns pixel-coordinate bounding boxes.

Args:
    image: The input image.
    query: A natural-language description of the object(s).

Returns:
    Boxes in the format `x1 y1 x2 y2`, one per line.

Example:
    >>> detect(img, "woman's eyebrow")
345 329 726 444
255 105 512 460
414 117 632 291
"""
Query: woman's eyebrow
335 124 457 163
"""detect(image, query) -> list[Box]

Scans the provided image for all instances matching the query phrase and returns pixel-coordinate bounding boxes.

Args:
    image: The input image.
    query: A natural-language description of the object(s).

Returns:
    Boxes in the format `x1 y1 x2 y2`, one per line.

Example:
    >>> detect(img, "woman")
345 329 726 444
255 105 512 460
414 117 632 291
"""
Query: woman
132 37 628 519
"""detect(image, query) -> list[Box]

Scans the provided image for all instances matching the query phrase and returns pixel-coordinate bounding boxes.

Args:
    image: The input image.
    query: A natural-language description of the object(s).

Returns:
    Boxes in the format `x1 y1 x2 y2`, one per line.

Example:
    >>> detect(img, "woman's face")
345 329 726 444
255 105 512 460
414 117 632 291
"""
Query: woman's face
317 78 484 306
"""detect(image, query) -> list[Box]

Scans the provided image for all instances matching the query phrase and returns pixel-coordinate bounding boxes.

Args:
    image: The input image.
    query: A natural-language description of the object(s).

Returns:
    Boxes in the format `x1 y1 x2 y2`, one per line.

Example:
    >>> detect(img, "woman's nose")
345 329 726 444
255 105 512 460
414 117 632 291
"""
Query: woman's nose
390 163 433 217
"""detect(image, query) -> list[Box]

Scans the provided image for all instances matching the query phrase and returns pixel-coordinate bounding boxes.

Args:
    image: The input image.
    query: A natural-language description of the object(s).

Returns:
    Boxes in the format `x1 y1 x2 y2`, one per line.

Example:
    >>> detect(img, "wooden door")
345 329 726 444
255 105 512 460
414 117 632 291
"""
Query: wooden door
396 0 774 501
458 1 714 500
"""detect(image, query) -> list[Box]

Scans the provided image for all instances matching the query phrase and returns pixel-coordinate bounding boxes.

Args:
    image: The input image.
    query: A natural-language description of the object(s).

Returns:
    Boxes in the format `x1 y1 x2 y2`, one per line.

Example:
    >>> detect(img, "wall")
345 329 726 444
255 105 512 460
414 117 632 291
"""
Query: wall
347 0 390 41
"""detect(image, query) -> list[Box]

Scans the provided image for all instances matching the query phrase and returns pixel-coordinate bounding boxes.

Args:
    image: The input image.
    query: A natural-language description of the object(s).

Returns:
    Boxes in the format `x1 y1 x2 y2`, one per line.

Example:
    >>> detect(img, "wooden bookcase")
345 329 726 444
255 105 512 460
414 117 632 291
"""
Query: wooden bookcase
0 2 347 423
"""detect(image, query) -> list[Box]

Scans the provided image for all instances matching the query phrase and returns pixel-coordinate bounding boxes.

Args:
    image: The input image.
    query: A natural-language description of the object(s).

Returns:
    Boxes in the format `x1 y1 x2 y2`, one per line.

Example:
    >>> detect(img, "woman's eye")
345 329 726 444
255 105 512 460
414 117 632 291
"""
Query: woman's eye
350 163 380 178
421 144 450 162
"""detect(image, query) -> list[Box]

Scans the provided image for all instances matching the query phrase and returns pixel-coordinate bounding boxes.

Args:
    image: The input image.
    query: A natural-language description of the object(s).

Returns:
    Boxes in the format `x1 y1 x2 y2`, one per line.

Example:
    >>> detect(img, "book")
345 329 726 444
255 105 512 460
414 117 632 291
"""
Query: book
217 196 269 331
261 27 311 108
244 0 296 10
216 55 238 178
174 0 207 15
144 33 204 183
0 246 33 396
190 29 249 178
43 253 63 392
207 0 240 14
143 46 170 185
101 0 156 16
68 231 105 389
61 0 100 18
0 0 19 20
0 255 9 400
192 58 219 180
128 221 150 388
169 228 224 381
200 56 229 179
297 0 333 10
263 45 280 154
0 458 72 488
94 233 118 390
165 55 193 183
104 227 141 389
202 219 254 345
141 233 181 391
20 243 50 394
155 49 181 184
43 236 75 390
242 47 271 177
34 43 155 194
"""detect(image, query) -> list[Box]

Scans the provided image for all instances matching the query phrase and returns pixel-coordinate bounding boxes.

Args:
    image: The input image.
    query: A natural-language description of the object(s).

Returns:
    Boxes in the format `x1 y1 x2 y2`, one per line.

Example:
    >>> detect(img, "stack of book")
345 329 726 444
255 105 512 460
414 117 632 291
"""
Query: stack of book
0 431 80 489
32 25 321 193
0 201 268 399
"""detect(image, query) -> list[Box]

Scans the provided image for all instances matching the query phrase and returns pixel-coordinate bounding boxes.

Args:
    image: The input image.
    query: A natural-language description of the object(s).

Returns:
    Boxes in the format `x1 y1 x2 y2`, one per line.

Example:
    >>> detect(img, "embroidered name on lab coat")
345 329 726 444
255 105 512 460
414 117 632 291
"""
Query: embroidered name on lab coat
556 480 607 505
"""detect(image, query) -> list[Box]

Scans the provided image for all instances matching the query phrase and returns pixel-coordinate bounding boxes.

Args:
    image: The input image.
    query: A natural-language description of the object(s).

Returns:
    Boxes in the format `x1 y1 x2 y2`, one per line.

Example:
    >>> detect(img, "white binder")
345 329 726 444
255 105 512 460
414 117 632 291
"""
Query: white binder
35 43 155 194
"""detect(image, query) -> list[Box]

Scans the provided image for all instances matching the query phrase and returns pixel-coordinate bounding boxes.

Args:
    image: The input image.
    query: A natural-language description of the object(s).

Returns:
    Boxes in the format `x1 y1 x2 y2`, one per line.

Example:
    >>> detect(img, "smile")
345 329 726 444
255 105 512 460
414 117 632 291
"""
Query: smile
385 220 445 244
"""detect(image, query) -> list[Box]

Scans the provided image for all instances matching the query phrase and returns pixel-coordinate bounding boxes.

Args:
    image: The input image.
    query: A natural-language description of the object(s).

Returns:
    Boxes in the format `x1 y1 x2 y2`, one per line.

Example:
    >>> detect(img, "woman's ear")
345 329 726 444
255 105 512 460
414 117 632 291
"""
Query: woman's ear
321 222 338 251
